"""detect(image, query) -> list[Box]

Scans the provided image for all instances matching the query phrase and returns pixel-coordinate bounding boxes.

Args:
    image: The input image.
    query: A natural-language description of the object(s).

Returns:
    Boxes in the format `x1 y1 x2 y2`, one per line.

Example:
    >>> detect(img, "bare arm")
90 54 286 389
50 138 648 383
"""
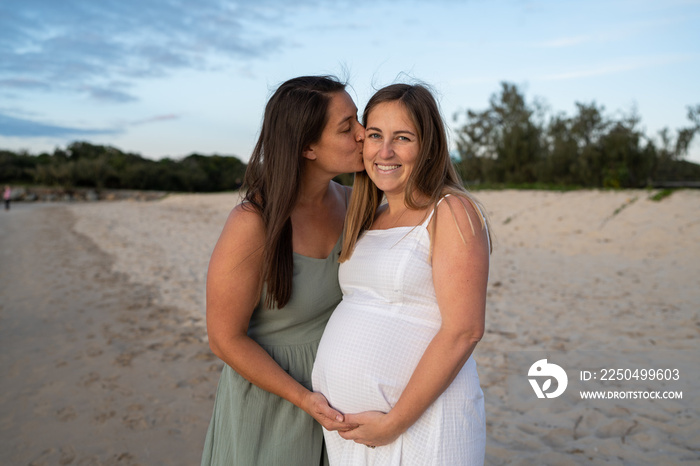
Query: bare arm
339 195 489 446
206 204 355 432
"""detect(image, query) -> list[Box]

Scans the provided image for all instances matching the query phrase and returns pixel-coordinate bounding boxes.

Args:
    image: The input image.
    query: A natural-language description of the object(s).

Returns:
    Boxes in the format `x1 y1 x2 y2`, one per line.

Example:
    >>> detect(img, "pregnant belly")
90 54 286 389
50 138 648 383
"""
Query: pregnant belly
312 302 439 415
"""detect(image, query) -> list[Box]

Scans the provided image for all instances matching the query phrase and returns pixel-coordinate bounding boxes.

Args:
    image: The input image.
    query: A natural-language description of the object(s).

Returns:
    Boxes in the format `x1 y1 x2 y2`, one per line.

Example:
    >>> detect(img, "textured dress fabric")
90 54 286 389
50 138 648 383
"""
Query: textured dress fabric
312 199 486 465
201 237 343 466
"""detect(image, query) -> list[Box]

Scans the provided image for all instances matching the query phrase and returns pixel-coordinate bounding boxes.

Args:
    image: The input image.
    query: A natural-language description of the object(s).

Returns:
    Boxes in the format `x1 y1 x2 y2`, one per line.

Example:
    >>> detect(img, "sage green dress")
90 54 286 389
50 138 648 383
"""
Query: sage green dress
201 237 342 466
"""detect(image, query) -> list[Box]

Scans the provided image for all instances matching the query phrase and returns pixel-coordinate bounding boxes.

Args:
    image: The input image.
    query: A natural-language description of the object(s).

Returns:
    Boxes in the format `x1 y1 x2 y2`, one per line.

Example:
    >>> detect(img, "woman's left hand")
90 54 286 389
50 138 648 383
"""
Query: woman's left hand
337 411 402 447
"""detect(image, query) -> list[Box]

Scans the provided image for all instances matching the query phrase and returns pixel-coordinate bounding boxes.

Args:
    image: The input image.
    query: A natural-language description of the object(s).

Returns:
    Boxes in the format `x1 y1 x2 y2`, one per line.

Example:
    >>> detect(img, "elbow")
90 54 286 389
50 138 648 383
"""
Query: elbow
469 324 485 344
207 335 226 360
455 324 484 351
462 332 483 350
207 330 248 364
208 341 221 359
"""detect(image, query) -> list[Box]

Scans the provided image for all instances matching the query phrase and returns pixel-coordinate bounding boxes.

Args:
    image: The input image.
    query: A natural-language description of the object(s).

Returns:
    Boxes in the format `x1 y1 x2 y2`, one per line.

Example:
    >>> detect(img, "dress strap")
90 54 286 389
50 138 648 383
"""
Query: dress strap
421 195 491 253
421 194 452 227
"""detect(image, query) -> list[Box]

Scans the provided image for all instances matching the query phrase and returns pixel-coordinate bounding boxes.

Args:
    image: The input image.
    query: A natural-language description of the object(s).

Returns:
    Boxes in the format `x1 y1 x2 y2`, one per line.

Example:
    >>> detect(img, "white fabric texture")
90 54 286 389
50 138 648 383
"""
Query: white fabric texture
312 197 486 465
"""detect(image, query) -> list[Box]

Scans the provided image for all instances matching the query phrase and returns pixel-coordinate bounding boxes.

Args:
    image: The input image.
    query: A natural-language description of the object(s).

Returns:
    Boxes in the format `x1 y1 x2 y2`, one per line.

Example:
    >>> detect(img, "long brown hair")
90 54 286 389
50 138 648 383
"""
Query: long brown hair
340 83 491 261
243 75 346 308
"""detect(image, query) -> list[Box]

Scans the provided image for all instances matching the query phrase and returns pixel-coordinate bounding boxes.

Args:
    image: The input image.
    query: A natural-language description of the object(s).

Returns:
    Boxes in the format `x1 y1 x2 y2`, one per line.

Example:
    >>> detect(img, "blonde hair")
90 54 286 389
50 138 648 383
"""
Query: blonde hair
340 84 491 262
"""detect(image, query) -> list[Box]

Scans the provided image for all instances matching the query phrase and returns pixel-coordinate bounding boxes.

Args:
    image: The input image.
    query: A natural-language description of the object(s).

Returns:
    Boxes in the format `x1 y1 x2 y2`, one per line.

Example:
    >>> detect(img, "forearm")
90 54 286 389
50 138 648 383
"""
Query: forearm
386 328 479 434
212 335 309 409
211 334 355 432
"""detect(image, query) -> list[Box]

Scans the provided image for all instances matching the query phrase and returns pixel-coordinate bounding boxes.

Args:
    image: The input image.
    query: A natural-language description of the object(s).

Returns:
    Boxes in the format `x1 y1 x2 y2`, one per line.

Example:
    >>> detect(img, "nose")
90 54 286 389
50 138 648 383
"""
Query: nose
378 140 393 159
354 121 364 142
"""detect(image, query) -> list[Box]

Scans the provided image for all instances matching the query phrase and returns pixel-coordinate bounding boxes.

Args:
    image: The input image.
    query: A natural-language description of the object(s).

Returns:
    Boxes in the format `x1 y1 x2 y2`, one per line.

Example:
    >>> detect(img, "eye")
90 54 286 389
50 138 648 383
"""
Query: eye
397 135 411 142
367 132 381 139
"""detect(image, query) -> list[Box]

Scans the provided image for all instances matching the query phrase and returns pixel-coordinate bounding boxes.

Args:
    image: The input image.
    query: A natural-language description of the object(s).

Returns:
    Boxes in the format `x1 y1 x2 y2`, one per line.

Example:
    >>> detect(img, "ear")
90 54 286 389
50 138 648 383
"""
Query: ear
302 145 317 161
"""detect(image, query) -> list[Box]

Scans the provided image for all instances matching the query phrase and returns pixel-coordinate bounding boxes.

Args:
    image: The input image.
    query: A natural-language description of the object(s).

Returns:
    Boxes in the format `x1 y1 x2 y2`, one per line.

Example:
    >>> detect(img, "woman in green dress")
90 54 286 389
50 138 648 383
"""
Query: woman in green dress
201 76 364 465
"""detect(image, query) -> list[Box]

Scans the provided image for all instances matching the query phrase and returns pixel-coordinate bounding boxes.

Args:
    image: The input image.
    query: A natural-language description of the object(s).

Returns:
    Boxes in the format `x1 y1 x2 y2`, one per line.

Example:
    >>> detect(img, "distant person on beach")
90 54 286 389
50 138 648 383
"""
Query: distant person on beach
3 185 11 211
312 84 491 464
201 76 364 465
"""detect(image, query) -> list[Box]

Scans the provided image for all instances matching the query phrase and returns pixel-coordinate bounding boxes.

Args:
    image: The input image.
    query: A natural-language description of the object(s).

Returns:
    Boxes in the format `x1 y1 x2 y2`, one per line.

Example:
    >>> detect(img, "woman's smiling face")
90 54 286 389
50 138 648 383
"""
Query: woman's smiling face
363 101 420 197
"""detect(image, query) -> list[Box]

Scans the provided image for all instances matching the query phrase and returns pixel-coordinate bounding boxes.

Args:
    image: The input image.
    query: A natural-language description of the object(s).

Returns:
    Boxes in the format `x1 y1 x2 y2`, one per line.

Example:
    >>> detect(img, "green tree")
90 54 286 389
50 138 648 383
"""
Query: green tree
454 82 544 184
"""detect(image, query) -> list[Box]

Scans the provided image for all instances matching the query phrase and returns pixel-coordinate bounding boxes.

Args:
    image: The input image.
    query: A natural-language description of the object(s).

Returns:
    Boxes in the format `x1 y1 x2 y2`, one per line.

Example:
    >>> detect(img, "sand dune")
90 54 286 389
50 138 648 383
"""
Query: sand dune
1 189 697 465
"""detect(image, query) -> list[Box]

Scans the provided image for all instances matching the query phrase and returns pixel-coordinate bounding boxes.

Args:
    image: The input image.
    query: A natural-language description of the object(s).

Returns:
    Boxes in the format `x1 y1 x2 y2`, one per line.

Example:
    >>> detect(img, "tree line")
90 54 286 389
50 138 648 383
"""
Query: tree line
0 142 246 192
2 84 700 192
453 82 700 188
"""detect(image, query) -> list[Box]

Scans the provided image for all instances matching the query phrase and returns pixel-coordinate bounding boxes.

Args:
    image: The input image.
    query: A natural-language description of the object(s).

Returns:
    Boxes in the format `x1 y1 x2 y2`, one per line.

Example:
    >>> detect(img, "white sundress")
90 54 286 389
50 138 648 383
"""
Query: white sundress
312 197 486 465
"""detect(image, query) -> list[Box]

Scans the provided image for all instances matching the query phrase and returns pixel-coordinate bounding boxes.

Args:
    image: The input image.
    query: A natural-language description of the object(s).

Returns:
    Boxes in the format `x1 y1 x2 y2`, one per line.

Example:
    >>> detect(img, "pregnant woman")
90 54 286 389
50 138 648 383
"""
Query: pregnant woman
312 83 491 465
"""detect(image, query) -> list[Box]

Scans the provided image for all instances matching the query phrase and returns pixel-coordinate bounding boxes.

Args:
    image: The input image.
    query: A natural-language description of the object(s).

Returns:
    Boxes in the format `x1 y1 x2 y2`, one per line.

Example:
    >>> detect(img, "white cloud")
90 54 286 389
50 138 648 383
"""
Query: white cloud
538 54 697 81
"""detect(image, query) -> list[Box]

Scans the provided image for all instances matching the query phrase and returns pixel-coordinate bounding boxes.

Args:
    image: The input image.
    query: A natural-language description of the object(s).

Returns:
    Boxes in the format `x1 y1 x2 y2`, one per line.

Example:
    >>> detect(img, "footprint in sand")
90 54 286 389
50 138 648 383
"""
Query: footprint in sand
208 363 223 372
541 427 573 448
596 419 640 439
59 446 76 465
161 352 183 362
56 406 77 422
175 375 208 389
85 343 103 358
79 371 100 388
193 351 218 362
28 447 55 466
122 404 149 430
100 375 134 397
625 431 661 450
114 351 142 367
94 409 116 424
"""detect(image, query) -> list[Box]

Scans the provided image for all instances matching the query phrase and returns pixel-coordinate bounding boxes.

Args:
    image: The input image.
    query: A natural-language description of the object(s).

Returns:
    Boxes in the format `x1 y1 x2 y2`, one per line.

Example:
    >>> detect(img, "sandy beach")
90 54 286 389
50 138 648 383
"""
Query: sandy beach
1 189 698 465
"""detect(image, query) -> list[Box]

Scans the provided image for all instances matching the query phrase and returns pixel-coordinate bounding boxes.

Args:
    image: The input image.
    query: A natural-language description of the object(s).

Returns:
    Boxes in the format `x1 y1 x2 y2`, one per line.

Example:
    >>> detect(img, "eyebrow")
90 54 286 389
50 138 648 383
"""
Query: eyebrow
337 115 354 127
336 107 359 127
366 126 416 137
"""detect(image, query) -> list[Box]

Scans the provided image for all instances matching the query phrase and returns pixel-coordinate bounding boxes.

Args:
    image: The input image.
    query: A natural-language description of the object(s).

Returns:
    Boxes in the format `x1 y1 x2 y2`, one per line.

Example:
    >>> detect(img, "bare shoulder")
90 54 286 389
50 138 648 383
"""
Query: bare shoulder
437 194 483 229
228 202 264 230
433 194 489 250
215 202 265 255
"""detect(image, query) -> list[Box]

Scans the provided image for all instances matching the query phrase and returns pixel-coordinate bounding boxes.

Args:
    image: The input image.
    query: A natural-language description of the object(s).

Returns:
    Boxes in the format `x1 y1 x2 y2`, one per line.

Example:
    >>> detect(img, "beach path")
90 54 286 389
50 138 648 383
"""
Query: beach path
0 204 218 466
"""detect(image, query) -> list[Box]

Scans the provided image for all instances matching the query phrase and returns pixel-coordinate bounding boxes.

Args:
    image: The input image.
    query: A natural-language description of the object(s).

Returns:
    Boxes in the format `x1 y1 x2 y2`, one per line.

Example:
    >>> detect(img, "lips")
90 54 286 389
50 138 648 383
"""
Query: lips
376 164 400 172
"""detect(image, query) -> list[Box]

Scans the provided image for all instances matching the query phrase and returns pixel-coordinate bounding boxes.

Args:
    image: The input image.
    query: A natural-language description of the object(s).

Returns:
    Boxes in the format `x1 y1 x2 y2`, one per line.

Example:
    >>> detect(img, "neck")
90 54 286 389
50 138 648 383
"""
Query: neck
378 194 413 229
382 190 429 217
384 190 426 214
297 163 333 207
384 199 409 217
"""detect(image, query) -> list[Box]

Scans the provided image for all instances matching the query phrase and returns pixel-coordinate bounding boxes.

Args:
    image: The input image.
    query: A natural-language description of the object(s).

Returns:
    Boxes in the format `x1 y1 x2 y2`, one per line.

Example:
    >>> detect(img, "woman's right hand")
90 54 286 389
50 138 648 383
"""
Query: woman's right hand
302 391 358 432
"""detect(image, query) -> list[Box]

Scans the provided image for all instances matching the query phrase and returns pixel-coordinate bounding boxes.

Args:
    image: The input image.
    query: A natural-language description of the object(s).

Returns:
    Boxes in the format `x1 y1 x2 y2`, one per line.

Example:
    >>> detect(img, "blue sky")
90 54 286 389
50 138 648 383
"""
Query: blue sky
1 0 699 163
